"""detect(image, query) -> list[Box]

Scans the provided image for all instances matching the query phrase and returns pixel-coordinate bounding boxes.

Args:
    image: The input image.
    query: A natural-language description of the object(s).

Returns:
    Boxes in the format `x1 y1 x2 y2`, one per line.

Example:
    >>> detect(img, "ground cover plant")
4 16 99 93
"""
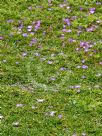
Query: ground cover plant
0 0 102 135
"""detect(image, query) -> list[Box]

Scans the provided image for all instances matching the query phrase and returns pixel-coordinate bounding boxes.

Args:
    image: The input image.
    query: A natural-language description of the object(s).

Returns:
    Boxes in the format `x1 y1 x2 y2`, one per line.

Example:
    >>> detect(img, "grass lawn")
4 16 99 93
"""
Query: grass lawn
0 0 102 135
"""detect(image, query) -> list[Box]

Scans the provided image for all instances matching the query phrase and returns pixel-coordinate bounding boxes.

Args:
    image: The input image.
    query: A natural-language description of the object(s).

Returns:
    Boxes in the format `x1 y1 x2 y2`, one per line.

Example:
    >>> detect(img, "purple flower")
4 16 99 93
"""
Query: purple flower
75 85 81 89
86 26 95 32
89 8 96 14
60 67 66 71
58 114 62 119
62 29 72 33
80 7 83 10
35 20 41 31
80 41 89 47
63 18 71 26
68 38 76 43
96 2 101 5
7 19 13 23
82 65 88 69
22 33 28 37
31 38 37 43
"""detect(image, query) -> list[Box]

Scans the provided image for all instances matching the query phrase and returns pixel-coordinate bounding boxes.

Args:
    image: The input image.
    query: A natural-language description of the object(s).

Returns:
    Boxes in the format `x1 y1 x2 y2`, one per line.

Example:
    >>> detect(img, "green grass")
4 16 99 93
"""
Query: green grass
0 0 102 135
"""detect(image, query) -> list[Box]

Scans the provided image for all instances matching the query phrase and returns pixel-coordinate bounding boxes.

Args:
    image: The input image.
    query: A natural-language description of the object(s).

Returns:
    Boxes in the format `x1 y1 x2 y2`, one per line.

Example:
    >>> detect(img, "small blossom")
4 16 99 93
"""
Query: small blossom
81 75 86 79
96 20 102 23
59 4 66 8
12 122 20 127
0 115 3 120
82 60 85 63
50 77 56 81
16 104 24 107
72 133 77 136
82 132 86 136
22 33 28 37
22 52 27 56
82 65 88 69
69 86 74 89
68 38 76 43
99 62 102 65
60 67 66 71
35 20 41 31
76 65 81 68
31 38 37 44
28 6 32 10
7 19 13 23
28 26 32 29
30 32 34 35
35 53 40 56
80 7 83 10
37 99 45 103
31 106 37 109
0 36 4 40
89 8 96 14
76 90 81 93
3 60 7 63
47 60 53 64
62 29 72 33
15 62 19 64
96 2 101 5
49 111 56 116
63 18 71 26
75 85 81 89
96 73 101 77
58 114 62 119
40 57 46 61
76 48 80 51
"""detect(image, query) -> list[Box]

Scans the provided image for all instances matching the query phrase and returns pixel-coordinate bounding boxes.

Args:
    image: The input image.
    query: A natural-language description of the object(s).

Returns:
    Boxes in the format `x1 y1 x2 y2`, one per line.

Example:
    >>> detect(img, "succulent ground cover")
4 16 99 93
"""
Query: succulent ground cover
0 0 102 135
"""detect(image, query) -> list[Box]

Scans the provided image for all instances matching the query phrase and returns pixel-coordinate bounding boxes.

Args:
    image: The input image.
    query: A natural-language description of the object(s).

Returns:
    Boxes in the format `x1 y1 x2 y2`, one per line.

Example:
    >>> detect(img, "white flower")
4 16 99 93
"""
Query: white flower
0 115 3 120
31 106 37 109
37 99 45 103
16 104 23 107
49 111 56 116
12 122 19 127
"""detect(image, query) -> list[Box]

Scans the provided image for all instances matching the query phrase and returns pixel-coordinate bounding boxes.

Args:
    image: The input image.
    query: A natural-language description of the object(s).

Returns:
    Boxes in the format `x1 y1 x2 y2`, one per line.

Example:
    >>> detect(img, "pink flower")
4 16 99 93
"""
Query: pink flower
99 62 102 65
0 36 4 40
